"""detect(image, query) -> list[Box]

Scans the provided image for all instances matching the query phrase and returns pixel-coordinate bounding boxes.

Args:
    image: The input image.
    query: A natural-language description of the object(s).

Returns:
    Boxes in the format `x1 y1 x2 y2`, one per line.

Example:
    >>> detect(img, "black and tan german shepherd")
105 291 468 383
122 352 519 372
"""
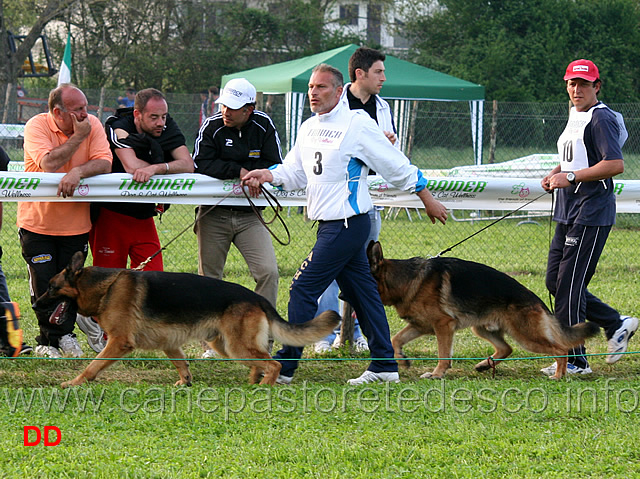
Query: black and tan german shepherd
34 252 340 388
366 241 600 379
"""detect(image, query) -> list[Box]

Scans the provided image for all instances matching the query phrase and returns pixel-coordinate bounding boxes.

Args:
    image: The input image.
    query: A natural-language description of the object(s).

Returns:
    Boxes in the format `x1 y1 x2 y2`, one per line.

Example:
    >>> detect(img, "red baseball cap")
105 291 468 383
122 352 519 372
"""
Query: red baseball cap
564 59 600 82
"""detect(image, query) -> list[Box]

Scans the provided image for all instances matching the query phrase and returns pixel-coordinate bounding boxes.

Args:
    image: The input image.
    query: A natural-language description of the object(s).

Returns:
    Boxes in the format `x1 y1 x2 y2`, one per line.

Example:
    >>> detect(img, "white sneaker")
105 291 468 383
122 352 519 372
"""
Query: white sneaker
275 374 293 385
76 314 107 353
58 334 83 358
35 345 62 358
540 361 592 376
202 349 218 359
314 340 332 354
607 315 639 364
331 334 341 349
354 336 369 352
347 370 400 385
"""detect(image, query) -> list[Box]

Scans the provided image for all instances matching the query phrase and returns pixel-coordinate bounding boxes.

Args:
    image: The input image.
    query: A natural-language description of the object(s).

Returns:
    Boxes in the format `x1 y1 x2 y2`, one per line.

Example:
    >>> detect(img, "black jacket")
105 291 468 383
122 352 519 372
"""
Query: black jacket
100 107 187 219
193 110 283 180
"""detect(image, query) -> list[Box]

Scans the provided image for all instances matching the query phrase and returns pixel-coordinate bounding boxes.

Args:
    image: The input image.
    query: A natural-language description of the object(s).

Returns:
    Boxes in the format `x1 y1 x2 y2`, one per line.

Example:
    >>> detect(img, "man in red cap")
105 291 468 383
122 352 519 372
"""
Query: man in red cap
540 59 637 376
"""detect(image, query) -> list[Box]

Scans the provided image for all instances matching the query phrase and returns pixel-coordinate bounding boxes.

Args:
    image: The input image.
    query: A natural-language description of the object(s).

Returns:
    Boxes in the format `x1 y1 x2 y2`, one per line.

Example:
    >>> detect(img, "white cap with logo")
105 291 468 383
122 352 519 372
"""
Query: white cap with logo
215 78 257 109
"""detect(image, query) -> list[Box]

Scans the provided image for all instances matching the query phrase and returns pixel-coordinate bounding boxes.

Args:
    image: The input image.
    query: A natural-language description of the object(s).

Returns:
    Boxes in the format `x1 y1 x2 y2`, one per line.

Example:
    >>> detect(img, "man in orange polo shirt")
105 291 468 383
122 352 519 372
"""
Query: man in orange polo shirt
18 84 112 358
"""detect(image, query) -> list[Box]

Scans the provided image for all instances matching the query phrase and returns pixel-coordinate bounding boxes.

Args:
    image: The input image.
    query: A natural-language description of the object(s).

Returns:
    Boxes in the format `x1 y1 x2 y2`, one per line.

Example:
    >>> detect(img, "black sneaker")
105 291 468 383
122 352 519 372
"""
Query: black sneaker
0 342 30 357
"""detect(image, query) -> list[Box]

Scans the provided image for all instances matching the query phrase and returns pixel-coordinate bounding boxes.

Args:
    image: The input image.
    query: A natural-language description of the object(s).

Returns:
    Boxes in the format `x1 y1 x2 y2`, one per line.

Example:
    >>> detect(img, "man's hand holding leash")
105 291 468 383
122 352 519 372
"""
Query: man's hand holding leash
542 159 624 192
242 169 273 197
542 165 573 192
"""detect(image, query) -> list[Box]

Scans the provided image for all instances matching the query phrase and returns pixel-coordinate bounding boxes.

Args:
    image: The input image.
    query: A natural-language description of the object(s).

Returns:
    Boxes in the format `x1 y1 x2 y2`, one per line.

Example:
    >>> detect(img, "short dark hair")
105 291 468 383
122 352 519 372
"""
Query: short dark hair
311 63 343 89
348 47 386 83
134 88 165 112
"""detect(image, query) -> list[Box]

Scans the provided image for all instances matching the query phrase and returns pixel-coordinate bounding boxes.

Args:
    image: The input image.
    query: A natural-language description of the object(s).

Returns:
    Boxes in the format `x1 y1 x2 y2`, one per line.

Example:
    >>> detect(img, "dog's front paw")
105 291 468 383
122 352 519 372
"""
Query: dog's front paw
420 371 444 379
61 380 77 389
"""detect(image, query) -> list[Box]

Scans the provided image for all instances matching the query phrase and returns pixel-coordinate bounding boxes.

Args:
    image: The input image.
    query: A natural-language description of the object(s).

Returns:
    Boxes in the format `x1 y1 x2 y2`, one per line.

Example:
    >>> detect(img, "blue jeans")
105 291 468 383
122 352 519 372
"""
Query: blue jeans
316 280 363 343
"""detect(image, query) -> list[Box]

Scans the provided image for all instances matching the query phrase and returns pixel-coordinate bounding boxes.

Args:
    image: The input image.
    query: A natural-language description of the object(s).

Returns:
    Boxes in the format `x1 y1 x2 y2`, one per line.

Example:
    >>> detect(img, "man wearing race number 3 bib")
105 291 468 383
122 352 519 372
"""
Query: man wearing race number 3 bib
243 63 447 385
540 59 637 377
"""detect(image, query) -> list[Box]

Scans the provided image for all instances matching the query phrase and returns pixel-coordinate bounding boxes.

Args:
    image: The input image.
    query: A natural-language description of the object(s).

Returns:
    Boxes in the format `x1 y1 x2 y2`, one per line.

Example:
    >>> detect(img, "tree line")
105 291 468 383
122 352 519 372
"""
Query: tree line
401 0 640 102
2 0 640 116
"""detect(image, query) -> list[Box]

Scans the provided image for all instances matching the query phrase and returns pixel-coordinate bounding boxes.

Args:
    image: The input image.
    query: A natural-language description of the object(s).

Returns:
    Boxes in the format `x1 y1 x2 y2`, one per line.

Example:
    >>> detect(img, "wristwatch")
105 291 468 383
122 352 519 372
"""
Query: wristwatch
566 172 577 185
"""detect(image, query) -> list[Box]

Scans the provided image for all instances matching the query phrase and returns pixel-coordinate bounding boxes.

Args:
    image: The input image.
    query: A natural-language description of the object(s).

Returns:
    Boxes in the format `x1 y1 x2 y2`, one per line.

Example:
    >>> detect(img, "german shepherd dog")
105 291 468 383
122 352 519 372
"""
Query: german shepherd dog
34 252 340 388
366 241 600 379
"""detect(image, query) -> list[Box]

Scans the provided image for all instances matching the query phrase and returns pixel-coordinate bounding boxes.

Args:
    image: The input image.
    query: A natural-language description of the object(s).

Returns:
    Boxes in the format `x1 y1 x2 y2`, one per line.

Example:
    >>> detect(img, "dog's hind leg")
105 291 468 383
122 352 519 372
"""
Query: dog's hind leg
255 356 282 386
225 343 281 385
391 324 424 369
552 356 568 380
163 348 192 387
229 351 281 385
239 351 281 385
205 336 228 358
472 326 513 372
61 336 134 388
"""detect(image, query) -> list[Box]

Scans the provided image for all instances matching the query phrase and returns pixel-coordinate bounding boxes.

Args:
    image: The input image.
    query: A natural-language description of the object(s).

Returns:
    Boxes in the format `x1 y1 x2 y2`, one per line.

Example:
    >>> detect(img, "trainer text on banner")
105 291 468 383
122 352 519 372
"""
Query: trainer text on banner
0 172 638 212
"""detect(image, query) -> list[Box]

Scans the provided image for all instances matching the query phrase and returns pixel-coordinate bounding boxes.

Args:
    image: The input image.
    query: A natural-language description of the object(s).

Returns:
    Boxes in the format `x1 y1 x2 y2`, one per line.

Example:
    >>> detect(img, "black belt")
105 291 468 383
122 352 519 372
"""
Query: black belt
218 205 260 213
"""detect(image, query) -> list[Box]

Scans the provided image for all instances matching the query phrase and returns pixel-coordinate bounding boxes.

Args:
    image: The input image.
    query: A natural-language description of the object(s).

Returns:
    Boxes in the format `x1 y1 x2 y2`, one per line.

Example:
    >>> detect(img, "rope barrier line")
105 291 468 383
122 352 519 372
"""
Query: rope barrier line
1 350 639 362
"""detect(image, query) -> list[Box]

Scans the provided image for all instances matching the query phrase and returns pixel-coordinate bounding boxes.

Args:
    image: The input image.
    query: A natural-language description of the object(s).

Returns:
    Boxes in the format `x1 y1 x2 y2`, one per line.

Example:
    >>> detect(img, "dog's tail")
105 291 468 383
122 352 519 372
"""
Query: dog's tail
555 319 601 349
268 309 342 347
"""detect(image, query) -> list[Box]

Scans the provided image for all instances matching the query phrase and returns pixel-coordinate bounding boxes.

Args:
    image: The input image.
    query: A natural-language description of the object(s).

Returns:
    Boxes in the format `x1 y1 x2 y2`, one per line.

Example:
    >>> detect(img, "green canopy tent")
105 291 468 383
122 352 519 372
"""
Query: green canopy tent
221 44 486 164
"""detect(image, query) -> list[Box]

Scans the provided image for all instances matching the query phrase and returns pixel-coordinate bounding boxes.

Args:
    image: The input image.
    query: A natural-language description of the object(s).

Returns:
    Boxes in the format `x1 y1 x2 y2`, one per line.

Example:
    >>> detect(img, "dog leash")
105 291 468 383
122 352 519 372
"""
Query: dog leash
546 191 557 314
132 192 233 271
435 191 551 257
133 185 290 271
241 185 291 246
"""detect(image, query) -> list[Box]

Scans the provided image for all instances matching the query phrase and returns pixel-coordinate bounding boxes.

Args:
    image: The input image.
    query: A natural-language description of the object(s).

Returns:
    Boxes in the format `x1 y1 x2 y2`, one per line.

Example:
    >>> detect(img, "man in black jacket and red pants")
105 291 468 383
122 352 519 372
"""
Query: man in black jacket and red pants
85 88 194 352
91 87 194 272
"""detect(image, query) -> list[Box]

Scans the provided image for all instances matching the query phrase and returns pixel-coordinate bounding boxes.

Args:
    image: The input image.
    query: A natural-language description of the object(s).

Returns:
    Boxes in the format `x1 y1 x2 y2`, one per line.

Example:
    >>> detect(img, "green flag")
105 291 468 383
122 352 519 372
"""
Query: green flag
57 32 71 86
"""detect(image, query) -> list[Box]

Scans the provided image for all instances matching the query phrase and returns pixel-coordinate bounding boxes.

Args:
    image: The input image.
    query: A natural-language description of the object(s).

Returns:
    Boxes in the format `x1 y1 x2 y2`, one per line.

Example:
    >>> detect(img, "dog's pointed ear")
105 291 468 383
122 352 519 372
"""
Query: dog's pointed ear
366 240 375 258
367 241 384 274
69 252 86 275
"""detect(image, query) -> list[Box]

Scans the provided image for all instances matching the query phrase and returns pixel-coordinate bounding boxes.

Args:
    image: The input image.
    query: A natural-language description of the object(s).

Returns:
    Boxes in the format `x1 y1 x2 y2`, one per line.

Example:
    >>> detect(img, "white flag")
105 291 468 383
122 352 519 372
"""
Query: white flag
57 32 71 86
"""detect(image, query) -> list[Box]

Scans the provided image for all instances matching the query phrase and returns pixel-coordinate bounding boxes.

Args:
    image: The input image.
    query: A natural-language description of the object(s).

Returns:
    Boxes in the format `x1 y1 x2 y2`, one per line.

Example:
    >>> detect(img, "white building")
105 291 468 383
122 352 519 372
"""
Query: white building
244 0 428 53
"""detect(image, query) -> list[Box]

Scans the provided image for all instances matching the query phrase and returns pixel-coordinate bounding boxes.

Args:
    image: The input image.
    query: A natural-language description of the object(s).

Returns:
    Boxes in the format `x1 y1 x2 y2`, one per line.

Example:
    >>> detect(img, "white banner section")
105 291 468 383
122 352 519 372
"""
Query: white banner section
1 172 639 213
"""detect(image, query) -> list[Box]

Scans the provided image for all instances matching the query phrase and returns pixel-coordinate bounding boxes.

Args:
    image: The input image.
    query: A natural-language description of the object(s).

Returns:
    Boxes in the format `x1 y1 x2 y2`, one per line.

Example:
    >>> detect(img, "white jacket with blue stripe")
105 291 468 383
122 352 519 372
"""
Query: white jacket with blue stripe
270 100 425 221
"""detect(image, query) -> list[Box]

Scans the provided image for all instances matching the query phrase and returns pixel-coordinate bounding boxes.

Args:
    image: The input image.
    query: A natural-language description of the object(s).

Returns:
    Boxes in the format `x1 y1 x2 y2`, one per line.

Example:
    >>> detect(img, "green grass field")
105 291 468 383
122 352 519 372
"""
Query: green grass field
1 207 640 478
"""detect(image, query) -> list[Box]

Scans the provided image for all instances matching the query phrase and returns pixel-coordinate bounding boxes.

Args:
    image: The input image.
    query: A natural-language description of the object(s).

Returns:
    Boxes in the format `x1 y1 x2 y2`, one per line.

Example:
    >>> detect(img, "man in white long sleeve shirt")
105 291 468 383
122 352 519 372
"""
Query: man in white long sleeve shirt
243 64 447 385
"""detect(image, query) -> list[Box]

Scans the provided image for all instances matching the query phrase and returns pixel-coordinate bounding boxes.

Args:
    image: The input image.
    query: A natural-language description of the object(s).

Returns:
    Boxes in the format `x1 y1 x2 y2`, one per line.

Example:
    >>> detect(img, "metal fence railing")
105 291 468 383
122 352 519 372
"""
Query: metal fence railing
1 91 639 289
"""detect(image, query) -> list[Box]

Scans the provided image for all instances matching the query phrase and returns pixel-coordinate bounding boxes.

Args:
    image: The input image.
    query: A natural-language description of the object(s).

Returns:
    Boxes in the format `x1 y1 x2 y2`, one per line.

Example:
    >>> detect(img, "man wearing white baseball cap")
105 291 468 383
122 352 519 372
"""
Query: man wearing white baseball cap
540 59 638 377
215 78 256 109
193 78 283 357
